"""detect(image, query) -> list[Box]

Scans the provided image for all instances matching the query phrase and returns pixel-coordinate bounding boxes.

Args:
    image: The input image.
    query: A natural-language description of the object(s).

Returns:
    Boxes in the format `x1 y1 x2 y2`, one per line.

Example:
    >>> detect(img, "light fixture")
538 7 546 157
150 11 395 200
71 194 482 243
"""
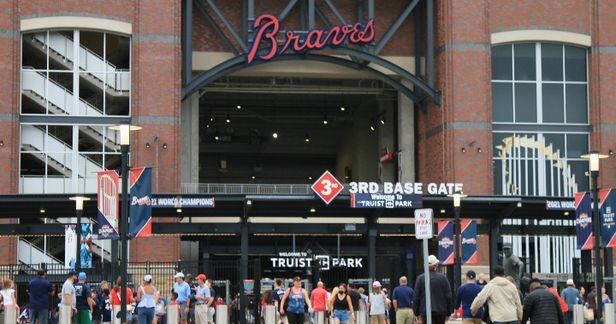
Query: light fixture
206 124 210 128
340 106 346 111
246 200 252 206
370 125 376 132
447 191 468 207
272 132 278 139
581 151 609 172
176 208 183 213
440 209 446 214
305 134 310 143
226 115 231 123
251 175 256 180
323 115 328 125
69 196 91 211
310 208 316 213
308 176 313 180
517 202 522 208
214 136 219 141
461 147 467 153
39 208 45 214
477 147 483 153
162 143 168 149
145 142 151 148
380 118 385 125
236 105 241 110
210 116 214 122
0 140 4 147
609 150 614 156
564 211 570 216
109 124 142 145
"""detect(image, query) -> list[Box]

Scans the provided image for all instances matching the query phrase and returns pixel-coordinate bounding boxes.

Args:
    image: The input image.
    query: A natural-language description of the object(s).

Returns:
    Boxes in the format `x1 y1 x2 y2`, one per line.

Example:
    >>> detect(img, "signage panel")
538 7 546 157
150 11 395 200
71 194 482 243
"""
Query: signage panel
129 167 152 238
575 192 593 250
461 220 478 264
438 220 454 265
311 171 344 205
270 252 363 271
151 195 216 208
414 208 434 240
97 170 120 239
350 193 422 209
600 188 616 248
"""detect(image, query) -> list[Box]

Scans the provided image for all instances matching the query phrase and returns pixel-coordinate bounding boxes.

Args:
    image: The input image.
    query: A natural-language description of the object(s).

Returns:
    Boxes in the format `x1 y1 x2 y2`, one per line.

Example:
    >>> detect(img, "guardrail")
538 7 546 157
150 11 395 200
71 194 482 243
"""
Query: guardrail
181 183 353 195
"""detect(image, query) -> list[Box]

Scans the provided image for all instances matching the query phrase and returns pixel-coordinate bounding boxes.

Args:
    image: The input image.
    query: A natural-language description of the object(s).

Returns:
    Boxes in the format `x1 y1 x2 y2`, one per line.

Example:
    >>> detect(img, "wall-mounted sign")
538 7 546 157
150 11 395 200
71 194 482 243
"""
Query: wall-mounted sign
349 182 463 195
150 195 215 208
270 252 363 271
247 14 375 64
546 200 575 210
311 171 344 205
351 193 422 209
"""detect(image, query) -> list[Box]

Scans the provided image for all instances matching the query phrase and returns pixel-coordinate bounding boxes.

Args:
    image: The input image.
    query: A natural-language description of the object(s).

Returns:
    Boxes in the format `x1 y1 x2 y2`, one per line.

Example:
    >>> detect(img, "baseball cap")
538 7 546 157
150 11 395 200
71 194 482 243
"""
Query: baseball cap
567 279 574 286
196 274 206 281
174 272 185 279
466 270 476 280
78 272 87 280
428 255 440 265
372 281 382 288
144 275 153 282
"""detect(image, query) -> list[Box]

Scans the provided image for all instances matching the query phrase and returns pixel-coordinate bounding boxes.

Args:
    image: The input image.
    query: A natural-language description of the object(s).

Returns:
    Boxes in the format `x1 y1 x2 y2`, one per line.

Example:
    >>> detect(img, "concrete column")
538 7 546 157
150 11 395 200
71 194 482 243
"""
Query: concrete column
378 100 396 182
353 104 379 181
181 92 200 186
398 80 415 182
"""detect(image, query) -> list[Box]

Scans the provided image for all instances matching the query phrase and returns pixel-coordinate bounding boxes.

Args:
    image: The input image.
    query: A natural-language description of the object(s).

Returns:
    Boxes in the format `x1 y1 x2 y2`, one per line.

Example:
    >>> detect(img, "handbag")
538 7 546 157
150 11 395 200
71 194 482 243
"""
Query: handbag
584 306 594 321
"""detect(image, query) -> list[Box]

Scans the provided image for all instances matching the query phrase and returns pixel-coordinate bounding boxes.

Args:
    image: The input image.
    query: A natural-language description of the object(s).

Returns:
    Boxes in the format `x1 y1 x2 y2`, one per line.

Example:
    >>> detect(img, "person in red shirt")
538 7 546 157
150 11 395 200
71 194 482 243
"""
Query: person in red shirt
310 281 328 317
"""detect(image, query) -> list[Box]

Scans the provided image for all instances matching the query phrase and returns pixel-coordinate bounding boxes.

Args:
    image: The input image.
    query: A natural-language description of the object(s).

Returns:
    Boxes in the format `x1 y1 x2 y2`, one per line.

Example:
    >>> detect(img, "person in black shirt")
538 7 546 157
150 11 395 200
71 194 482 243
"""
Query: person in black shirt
347 284 363 312
74 272 95 324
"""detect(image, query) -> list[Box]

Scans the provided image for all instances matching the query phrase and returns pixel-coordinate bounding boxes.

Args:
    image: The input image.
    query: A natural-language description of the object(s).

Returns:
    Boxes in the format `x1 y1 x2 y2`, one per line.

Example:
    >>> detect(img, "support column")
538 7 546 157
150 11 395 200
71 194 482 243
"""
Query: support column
489 218 501 277
378 100 396 182
239 202 249 324
368 216 377 280
181 93 200 186
202 238 210 275
398 80 415 182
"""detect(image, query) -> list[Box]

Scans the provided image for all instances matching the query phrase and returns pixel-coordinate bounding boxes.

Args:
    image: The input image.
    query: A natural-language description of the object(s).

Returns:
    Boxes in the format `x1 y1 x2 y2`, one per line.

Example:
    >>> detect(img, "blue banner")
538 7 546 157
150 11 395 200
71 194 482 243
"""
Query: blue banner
575 192 593 250
80 224 93 268
350 193 422 209
600 189 616 248
438 221 454 265
461 220 477 264
129 167 152 238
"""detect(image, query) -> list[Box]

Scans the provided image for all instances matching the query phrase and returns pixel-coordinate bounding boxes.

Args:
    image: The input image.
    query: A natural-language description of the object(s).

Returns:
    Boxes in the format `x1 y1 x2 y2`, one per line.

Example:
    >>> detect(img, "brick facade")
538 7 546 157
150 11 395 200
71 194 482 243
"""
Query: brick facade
0 0 614 266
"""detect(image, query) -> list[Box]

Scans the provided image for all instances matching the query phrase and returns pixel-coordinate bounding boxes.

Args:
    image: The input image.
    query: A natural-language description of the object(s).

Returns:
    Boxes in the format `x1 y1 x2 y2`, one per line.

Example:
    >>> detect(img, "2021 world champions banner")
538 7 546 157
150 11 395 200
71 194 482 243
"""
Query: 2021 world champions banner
575 191 593 250
97 170 120 239
600 188 616 248
438 220 454 265
129 167 152 238
461 220 478 264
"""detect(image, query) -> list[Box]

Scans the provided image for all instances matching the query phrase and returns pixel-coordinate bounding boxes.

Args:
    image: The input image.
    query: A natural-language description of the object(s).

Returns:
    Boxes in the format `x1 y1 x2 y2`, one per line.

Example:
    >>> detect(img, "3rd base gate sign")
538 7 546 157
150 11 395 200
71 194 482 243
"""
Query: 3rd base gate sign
311 171 344 205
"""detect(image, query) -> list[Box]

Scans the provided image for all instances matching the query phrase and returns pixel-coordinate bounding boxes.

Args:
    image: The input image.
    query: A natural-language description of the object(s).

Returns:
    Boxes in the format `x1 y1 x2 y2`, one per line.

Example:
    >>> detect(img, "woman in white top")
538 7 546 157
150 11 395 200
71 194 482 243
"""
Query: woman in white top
1 279 19 317
136 275 159 324
369 281 388 324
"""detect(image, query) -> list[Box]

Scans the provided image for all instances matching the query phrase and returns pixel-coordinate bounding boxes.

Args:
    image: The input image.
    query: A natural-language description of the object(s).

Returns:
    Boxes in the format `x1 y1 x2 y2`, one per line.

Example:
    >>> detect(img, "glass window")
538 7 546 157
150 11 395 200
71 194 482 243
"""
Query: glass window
492 45 512 80
515 83 536 122
566 134 588 159
566 84 588 123
565 46 586 82
541 43 563 81
492 83 513 122
514 43 536 81
493 132 513 158
542 84 564 123
544 134 565 157
568 161 589 192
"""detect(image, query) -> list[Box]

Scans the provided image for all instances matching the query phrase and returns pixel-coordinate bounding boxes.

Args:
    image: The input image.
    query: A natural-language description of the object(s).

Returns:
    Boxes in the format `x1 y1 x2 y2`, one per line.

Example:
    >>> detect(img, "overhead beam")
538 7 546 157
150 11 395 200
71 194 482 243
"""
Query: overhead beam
195 0 239 55
279 0 298 22
324 0 348 25
204 0 248 52
374 0 420 55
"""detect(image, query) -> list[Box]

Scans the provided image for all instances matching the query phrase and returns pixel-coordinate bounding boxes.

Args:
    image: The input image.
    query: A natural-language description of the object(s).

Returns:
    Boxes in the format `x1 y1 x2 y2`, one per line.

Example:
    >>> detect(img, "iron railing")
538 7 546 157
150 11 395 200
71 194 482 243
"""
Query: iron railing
181 183 352 195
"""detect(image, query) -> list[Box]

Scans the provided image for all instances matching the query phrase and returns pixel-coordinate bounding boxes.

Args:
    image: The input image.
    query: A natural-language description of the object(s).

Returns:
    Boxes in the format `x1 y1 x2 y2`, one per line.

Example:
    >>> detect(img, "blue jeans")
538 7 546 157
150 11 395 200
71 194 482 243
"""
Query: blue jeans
138 307 155 324
565 311 574 324
30 308 48 324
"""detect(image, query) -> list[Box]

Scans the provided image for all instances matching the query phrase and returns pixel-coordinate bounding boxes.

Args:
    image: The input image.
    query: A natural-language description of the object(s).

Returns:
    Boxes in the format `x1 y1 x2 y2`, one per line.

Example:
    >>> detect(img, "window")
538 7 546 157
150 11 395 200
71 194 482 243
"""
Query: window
491 43 588 124
20 30 130 193
21 31 130 116
491 42 589 196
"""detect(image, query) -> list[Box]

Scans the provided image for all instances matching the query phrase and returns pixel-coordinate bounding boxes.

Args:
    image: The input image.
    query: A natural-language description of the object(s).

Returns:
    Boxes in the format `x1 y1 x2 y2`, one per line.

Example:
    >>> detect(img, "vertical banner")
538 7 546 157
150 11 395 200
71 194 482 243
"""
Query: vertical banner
97 170 120 239
575 191 593 250
437 220 454 265
129 167 152 238
461 220 478 264
600 188 616 248
64 225 76 269
80 224 93 268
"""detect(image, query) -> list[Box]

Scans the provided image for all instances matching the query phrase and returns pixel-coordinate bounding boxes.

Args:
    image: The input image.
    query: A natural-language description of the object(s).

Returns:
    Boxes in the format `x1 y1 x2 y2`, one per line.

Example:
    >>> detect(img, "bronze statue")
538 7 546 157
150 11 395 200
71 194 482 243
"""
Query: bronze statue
503 243 524 284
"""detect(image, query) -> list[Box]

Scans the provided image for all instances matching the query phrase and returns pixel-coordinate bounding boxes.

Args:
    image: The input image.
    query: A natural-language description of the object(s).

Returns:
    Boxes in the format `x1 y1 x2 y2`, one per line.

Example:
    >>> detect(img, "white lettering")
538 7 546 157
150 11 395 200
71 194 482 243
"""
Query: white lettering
358 182 369 193
369 182 379 193
427 183 438 194
383 182 393 194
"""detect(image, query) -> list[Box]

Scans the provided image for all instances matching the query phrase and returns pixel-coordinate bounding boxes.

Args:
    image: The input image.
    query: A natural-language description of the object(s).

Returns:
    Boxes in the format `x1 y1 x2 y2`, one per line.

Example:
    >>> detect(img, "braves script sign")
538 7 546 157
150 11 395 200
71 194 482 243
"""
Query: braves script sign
247 14 375 64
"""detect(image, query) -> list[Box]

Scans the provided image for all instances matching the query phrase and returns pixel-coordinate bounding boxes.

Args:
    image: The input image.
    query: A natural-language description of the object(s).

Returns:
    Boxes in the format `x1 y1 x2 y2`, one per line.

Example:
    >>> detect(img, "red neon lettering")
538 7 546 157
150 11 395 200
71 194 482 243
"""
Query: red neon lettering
247 15 376 63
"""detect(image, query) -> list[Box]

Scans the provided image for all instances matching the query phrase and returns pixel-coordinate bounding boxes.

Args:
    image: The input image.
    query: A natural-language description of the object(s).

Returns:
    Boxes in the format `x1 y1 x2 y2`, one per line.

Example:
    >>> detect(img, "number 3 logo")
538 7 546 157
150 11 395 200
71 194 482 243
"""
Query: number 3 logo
321 179 332 195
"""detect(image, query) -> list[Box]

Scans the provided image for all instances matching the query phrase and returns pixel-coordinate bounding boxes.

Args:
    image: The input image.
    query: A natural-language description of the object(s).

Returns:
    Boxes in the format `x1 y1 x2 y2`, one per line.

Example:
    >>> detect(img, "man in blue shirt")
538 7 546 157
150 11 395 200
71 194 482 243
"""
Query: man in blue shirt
74 272 94 324
393 276 414 324
174 272 191 324
455 270 484 324
29 269 52 324
561 279 580 324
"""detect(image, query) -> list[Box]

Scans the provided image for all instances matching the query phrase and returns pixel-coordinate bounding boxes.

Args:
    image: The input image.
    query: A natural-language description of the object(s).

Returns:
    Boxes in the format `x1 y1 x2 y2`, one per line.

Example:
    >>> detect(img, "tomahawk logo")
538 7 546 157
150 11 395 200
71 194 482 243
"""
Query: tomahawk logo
439 237 454 248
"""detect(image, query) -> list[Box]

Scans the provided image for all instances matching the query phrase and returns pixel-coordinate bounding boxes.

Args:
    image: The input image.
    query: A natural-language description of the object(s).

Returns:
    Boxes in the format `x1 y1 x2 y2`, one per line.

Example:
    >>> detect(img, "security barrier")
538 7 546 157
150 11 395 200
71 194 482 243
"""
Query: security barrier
605 303 615 324
4 307 17 324
167 304 180 324
216 304 229 324
573 304 584 324
263 305 276 324
314 311 327 324
355 310 368 324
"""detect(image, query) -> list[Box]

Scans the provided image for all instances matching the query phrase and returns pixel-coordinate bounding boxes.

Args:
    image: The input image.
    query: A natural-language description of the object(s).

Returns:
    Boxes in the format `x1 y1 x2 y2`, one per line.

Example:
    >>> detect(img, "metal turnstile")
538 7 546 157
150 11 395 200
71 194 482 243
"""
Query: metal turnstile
213 279 231 304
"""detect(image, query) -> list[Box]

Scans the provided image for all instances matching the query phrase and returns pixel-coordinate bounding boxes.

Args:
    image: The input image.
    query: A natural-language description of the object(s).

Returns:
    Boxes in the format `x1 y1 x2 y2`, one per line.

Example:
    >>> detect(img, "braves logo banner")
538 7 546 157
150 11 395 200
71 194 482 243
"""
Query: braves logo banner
600 189 616 248
129 167 152 238
575 192 593 250
97 170 120 239
438 221 454 265
461 220 478 264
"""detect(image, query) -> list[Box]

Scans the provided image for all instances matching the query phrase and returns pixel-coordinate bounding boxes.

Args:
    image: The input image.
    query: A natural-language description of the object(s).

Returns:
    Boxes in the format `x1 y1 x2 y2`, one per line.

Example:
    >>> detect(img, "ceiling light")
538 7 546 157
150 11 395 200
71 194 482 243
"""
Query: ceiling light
340 107 346 111
370 125 376 132
251 175 256 180
210 116 214 122
440 209 446 214
226 115 231 123
308 176 313 180
214 136 219 141
309 208 316 213
564 211 570 216
380 119 385 125
39 208 45 214
323 115 328 125
305 134 310 143
206 124 210 128
236 105 241 110
272 132 278 139
176 208 182 213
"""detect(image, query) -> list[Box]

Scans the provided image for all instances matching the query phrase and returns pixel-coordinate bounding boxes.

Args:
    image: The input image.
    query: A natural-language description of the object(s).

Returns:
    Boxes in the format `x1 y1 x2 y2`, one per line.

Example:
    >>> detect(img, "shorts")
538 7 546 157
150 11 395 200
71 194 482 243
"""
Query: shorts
178 302 188 321
76 309 92 324
333 310 350 323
